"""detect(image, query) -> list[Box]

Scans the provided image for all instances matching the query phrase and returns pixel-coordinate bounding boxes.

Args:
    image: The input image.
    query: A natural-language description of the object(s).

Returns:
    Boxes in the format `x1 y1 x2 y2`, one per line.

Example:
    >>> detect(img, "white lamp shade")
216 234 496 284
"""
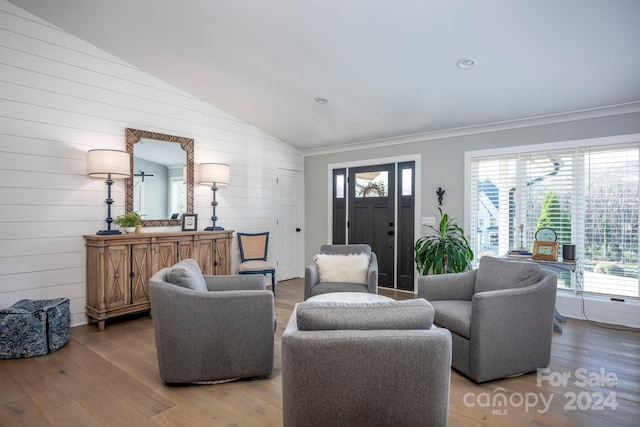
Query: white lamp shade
87 149 131 178
199 163 230 185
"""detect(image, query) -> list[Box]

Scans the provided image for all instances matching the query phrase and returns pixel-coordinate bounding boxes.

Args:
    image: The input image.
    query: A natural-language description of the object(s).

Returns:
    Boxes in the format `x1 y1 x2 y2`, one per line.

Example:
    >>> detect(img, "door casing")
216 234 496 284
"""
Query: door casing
327 155 421 291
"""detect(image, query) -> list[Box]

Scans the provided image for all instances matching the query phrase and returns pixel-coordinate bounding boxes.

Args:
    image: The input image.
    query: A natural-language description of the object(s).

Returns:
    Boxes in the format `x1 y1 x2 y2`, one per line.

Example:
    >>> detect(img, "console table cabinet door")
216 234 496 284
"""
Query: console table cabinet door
177 241 194 261
105 245 129 310
85 231 233 330
131 243 151 305
156 241 177 270
215 237 230 275
195 239 215 275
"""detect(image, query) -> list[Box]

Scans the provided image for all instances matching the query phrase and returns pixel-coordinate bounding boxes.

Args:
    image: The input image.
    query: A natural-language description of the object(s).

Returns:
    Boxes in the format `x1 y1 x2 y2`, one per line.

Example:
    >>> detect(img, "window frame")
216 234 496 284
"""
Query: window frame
465 133 640 300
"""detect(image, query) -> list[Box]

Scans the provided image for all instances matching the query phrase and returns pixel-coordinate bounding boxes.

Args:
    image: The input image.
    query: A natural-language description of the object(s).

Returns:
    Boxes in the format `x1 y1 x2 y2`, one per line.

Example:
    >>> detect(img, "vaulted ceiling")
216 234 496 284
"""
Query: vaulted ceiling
10 0 640 152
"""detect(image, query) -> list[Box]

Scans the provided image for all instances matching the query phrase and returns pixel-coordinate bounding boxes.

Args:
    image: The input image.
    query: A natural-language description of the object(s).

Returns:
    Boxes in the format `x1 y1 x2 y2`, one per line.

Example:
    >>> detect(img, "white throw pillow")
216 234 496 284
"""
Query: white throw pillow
313 253 369 284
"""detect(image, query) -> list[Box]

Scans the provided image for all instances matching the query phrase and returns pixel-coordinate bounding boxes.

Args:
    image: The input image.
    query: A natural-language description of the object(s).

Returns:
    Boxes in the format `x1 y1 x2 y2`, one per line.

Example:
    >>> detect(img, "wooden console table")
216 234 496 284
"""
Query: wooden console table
84 230 232 330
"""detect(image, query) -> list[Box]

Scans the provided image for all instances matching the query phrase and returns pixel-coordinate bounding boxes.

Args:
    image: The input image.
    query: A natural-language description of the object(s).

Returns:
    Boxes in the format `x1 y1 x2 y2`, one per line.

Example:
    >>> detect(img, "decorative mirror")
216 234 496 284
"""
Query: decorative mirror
125 128 194 227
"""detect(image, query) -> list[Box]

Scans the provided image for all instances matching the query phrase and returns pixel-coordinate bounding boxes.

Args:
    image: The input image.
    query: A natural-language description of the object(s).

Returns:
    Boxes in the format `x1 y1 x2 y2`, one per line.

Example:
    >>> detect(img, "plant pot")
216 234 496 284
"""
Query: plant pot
123 227 135 234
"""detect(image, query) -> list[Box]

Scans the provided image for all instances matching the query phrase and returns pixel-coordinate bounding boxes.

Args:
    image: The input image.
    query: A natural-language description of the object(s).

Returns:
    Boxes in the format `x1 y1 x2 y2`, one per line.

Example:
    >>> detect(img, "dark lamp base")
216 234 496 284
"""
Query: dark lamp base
97 229 122 235
205 226 225 231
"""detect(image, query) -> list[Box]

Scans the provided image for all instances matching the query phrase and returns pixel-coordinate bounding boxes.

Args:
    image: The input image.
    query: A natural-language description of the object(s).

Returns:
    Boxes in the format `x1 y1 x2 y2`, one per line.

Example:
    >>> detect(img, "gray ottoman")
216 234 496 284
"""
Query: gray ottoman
0 298 71 359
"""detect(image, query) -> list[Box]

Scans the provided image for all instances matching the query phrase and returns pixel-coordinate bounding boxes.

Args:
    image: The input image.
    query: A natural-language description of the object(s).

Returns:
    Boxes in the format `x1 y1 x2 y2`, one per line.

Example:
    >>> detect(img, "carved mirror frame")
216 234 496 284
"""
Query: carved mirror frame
125 128 194 227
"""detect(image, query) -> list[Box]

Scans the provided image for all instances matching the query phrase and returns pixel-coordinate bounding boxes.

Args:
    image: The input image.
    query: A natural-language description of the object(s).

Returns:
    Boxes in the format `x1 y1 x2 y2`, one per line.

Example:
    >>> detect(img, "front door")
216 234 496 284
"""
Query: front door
334 162 415 290
348 164 396 287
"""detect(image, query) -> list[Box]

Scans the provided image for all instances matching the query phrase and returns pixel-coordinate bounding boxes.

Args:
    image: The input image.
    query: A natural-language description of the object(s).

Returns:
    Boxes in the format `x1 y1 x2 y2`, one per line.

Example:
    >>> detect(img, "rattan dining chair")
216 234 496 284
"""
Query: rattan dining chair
238 232 276 294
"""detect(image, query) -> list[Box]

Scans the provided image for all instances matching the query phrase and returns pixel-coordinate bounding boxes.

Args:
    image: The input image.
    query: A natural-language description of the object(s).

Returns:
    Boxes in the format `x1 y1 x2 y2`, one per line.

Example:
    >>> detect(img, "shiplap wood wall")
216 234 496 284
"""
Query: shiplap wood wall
0 1 303 326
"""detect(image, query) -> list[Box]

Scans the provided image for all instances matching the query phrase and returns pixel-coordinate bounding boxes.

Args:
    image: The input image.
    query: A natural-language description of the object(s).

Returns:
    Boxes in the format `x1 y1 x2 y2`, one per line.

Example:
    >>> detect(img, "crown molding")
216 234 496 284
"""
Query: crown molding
303 102 640 157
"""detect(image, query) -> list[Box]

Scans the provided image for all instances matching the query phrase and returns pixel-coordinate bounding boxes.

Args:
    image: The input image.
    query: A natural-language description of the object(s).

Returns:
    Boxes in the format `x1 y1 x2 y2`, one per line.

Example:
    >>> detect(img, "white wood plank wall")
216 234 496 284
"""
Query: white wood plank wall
0 1 303 326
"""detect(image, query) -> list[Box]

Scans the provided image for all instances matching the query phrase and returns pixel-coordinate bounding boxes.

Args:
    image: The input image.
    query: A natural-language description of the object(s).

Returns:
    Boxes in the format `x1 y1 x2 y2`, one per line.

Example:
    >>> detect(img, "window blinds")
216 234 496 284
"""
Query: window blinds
469 145 639 299
582 148 639 297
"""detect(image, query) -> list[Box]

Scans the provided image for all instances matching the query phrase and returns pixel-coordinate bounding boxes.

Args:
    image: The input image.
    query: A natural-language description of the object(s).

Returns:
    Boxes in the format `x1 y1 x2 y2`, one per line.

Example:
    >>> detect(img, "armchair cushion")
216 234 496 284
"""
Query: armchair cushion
239 260 276 272
166 258 207 292
313 253 369 285
429 300 472 339
475 256 542 293
296 299 434 331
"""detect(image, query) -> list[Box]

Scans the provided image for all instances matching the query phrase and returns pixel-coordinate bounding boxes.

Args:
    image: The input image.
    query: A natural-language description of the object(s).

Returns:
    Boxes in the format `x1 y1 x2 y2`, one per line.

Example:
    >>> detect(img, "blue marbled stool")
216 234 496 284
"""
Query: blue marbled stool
0 298 70 359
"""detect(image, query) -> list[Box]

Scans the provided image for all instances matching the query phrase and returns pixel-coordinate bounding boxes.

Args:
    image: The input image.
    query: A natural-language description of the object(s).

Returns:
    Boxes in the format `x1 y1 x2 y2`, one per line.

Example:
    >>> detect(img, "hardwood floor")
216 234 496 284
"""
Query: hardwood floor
1 278 638 426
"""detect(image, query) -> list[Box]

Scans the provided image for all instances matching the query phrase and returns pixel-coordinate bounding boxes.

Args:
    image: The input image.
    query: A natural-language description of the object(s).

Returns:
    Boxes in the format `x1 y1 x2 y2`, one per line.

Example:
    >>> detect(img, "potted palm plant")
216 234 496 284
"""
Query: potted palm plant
414 207 474 274
114 211 142 233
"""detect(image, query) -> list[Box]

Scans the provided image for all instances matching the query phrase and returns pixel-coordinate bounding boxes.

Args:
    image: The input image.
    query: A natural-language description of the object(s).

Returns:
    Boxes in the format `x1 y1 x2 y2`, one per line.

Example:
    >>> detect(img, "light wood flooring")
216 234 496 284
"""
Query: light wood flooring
1 278 638 426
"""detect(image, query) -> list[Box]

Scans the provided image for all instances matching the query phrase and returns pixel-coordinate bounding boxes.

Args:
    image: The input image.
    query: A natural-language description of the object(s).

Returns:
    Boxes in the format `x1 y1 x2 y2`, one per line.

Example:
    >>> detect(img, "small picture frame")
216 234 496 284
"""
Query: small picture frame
532 240 559 261
181 213 198 231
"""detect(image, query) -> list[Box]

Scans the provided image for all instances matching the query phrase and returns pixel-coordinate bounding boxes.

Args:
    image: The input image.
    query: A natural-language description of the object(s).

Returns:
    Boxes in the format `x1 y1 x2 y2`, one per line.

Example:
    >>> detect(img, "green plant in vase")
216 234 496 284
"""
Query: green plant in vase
114 211 142 233
414 207 474 274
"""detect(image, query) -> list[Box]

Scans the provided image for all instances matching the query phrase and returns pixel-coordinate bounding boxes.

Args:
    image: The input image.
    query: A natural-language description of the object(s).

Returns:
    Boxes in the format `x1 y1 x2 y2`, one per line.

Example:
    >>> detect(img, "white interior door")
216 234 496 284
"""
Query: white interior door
276 168 303 280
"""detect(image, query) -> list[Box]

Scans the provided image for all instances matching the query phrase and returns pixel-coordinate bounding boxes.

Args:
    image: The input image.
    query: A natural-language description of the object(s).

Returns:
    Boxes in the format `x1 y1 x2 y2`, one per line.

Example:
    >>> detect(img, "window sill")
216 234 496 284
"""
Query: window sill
556 292 639 329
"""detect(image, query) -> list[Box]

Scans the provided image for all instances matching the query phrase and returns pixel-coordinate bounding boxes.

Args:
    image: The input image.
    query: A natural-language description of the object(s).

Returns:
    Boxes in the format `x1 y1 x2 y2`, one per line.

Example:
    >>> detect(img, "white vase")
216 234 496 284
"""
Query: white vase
123 227 135 234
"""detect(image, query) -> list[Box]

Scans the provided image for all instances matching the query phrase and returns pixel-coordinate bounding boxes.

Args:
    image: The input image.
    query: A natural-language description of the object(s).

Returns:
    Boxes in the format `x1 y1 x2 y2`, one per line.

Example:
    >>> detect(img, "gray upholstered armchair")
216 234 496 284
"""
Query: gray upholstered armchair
149 259 275 385
304 244 378 300
282 297 452 426
418 256 557 383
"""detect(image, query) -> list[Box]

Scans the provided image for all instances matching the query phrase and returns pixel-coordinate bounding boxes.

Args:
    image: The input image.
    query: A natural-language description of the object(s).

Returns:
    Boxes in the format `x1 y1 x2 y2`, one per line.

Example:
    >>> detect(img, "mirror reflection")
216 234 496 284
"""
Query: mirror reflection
125 128 194 227
133 139 186 220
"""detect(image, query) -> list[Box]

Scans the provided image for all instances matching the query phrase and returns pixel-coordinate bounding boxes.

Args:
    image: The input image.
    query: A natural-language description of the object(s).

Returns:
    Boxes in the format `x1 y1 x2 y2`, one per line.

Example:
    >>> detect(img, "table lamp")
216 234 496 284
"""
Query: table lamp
199 163 229 230
87 149 131 235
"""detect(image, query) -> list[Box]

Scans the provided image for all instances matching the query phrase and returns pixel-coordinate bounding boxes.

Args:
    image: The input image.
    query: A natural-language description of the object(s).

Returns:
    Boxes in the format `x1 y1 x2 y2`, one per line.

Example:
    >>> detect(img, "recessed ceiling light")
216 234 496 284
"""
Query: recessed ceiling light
456 57 477 70
315 96 328 104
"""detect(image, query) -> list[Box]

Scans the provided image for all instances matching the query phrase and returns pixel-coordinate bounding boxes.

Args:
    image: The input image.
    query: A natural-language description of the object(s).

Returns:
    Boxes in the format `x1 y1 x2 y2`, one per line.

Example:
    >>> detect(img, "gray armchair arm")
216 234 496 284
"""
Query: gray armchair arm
204 274 266 291
468 271 557 382
304 263 319 300
417 269 477 301
366 252 379 294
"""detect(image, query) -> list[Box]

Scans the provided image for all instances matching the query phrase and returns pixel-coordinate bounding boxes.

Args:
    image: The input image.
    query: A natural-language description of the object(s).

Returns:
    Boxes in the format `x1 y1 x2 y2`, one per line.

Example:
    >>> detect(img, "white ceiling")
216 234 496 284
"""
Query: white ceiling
10 0 640 152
